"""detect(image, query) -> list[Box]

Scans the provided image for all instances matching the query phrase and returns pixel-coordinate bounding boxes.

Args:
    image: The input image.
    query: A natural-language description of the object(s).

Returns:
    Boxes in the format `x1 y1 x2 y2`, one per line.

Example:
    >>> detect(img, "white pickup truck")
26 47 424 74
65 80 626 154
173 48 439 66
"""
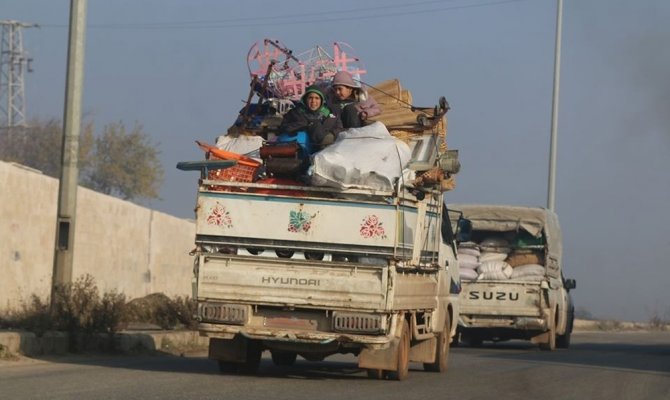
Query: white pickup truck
178 103 468 379
448 204 576 350
178 39 468 379
182 174 463 380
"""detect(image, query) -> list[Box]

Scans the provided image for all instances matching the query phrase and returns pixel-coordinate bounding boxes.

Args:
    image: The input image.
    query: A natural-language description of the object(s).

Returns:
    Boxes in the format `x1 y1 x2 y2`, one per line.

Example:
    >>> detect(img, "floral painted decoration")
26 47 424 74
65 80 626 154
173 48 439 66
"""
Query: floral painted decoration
360 215 387 239
207 202 233 228
288 206 316 233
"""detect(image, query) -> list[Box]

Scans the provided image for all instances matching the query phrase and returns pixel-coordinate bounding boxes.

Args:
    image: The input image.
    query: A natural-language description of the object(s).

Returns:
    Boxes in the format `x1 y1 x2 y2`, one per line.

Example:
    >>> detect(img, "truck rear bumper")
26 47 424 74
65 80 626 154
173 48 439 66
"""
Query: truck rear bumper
459 315 548 331
198 321 395 350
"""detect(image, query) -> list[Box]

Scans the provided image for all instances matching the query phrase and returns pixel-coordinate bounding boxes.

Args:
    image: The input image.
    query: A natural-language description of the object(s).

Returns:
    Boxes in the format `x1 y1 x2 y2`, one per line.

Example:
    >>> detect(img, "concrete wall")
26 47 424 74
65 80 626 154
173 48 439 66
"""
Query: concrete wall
0 161 195 313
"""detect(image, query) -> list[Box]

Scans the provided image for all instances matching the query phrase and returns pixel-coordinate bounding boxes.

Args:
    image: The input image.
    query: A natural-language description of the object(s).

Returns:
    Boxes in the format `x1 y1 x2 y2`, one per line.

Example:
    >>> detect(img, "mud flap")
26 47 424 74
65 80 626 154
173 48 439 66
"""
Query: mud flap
409 337 436 363
530 308 553 345
530 331 549 344
209 335 249 362
358 318 404 371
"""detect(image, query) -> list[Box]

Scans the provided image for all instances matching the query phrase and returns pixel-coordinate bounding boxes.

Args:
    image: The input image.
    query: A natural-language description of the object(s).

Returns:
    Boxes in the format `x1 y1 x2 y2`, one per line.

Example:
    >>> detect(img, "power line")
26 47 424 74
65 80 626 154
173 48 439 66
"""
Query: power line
39 0 529 30
50 0 462 27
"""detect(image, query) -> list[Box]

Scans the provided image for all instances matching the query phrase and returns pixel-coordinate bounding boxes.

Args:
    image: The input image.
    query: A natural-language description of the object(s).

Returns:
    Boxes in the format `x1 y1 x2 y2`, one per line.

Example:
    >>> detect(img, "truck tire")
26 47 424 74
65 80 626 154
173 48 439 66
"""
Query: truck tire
366 368 385 379
539 312 557 351
423 316 451 372
271 350 297 366
539 327 556 351
557 310 574 349
450 329 460 348
238 340 263 374
556 329 571 349
387 319 410 381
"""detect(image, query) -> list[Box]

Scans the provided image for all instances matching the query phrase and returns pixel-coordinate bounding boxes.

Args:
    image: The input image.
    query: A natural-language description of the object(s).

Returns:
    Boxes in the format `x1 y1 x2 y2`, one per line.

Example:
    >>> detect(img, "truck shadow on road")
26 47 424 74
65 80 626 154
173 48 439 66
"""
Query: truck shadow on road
22 352 378 380
455 332 670 374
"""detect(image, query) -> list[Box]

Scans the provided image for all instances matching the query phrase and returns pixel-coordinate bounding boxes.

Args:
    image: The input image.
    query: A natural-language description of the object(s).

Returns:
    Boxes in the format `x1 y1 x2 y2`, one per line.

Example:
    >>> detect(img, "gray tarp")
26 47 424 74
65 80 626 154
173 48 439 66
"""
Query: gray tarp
447 203 562 269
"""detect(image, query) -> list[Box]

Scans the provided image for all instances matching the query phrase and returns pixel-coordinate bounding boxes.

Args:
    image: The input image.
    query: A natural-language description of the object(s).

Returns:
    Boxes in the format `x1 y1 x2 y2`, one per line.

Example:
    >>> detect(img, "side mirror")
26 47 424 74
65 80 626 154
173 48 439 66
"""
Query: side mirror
564 278 576 290
456 218 472 243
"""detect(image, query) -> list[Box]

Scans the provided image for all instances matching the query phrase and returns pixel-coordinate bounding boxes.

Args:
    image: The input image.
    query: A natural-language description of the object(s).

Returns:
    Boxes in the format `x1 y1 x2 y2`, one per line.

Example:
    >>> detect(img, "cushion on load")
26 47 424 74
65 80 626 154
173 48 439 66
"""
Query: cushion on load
480 252 508 263
310 122 411 191
510 264 545 279
506 251 544 267
458 247 481 257
478 260 513 280
459 254 479 270
460 268 479 281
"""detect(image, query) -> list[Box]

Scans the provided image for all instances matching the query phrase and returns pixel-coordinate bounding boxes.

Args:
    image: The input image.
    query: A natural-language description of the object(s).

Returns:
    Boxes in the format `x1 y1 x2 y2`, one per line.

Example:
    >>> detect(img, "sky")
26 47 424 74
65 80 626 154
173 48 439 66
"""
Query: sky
3 0 669 323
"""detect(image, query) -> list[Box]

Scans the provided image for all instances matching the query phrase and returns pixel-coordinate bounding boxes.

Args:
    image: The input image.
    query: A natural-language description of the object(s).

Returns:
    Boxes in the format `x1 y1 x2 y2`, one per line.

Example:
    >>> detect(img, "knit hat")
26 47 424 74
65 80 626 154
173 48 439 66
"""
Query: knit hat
302 85 325 103
301 85 331 117
332 71 361 88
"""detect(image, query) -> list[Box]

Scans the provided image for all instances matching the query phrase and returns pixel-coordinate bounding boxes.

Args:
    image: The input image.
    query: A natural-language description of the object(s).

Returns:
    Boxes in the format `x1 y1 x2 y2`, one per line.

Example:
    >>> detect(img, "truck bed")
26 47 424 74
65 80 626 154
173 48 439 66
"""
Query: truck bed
195 187 440 257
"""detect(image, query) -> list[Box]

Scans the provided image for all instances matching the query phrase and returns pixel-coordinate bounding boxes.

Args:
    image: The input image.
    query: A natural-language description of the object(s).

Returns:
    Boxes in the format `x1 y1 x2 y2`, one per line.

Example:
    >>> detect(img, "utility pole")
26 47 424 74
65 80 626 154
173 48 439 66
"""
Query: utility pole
547 0 563 211
52 0 88 295
0 20 38 129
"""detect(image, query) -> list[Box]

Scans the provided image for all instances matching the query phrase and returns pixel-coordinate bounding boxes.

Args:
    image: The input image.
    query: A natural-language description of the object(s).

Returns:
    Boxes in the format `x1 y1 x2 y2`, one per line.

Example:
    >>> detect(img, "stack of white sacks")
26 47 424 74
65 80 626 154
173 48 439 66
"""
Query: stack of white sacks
457 242 481 281
458 237 546 281
478 237 513 280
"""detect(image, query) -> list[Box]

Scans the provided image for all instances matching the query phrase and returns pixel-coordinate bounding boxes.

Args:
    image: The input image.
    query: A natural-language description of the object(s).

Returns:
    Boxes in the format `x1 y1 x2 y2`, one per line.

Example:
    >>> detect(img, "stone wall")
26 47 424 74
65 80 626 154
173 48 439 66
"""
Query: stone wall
0 161 195 312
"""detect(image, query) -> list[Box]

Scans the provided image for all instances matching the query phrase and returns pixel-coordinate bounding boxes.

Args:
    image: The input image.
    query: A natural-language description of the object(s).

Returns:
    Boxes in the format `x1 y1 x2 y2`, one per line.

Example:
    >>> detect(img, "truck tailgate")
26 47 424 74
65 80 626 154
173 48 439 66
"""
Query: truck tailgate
460 281 543 317
197 254 387 310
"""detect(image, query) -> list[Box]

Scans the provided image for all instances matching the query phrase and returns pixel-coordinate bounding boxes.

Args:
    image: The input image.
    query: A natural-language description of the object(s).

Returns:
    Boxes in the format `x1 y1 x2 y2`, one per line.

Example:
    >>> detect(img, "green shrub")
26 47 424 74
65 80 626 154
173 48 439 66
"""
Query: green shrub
123 293 196 330
1 295 52 336
1 274 196 353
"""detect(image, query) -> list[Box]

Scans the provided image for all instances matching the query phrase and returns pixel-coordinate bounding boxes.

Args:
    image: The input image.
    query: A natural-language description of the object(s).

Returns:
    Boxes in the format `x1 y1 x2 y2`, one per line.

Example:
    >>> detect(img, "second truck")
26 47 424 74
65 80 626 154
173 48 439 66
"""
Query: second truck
449 204 576 350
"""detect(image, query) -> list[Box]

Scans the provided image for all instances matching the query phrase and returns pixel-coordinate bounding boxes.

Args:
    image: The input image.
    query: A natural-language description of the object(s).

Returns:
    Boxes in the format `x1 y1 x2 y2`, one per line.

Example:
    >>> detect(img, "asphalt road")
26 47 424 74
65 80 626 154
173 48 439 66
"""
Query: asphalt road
1 331 668 400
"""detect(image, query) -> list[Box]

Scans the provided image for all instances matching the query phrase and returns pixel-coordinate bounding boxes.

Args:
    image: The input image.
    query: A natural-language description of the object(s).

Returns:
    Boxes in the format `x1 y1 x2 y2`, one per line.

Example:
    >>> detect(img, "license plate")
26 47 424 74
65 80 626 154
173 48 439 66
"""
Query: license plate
263 316 317 330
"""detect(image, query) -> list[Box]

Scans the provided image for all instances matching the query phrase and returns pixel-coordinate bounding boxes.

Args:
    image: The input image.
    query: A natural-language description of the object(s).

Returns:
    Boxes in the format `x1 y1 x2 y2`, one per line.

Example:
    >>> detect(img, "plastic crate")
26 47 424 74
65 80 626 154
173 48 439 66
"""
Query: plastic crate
195 140 262 190
208 163 258 183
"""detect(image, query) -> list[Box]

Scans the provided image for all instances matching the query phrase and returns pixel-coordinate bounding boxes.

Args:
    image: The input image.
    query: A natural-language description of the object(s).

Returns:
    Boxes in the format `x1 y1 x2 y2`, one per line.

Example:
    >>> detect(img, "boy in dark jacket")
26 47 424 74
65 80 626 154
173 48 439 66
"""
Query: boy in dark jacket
279 85 342 148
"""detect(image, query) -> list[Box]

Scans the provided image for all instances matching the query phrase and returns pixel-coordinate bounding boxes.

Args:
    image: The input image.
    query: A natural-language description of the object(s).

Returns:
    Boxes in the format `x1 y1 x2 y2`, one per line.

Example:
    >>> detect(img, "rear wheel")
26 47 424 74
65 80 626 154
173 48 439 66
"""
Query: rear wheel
238 340 263 374
556 329 571 348
366 368 385 379
539 327 556 351
271 351 297 366
539 311 557 351
557 311 574 349
424 316 451 372
387 319 410 381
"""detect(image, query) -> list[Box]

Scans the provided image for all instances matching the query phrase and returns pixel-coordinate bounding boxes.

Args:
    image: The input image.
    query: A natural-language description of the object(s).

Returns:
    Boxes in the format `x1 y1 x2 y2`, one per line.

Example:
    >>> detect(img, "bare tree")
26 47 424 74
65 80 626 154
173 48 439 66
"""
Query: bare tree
0 118 163 202
0 118 94 177
81 121 164 201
